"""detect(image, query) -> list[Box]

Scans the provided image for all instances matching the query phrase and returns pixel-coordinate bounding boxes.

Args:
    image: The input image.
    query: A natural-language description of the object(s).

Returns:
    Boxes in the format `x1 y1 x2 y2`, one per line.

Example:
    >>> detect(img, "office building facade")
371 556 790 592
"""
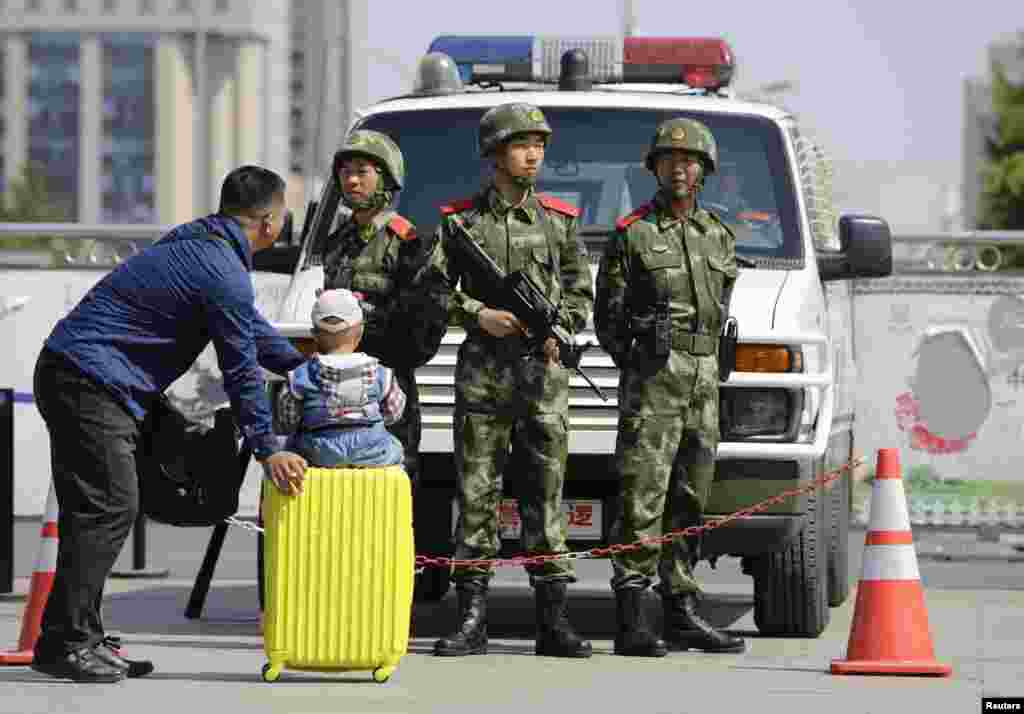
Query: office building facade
1 0 289 224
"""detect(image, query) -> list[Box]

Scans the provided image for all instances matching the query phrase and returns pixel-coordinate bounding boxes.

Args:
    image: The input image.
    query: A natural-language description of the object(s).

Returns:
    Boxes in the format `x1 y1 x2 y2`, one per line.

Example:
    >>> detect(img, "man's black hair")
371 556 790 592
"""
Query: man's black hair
218 166 286 216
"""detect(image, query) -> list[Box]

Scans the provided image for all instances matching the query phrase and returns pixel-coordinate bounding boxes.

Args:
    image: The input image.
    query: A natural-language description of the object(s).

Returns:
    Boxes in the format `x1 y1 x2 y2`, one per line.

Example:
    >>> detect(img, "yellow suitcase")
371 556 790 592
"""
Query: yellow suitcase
260 466 414 683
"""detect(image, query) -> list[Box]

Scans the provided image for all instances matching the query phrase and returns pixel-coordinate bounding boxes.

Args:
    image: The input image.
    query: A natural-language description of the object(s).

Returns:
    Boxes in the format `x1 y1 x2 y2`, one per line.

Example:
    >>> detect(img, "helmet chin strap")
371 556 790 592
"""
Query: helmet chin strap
494 163 537 191
658 179 701 202
342 187 394 212
656 161 705 201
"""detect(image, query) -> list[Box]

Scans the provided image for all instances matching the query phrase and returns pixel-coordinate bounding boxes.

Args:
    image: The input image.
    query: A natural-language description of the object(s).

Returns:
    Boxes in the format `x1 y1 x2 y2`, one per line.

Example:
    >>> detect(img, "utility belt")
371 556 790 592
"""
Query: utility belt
632 329 718 357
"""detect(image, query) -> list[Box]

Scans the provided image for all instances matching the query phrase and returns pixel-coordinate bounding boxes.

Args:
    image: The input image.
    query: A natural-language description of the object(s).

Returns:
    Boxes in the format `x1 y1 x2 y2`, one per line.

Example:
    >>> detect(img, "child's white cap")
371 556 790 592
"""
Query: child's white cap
311 289 363 333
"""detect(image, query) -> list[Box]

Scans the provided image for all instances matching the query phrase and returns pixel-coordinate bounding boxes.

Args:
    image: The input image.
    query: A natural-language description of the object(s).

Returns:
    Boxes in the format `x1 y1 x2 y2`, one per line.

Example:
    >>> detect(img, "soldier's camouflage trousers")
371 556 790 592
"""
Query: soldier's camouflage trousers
609 352 721 595
387 368 421 484
452 338 575 587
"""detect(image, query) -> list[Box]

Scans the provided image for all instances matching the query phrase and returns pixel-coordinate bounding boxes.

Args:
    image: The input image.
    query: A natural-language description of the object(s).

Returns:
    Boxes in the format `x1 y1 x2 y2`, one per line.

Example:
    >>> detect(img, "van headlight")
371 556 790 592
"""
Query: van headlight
719 343 804 441
719 388 804 441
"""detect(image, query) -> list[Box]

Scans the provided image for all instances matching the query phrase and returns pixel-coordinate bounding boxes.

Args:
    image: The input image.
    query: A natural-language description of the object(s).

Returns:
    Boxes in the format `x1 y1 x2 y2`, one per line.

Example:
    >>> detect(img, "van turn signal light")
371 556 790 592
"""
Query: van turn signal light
734 344 795 373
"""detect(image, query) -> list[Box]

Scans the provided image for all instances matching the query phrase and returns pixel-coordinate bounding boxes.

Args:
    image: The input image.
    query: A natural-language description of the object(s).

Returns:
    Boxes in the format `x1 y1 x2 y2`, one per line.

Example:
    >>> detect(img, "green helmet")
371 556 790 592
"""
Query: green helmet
333 129 405 190
644 118 718 175
478 103 552 157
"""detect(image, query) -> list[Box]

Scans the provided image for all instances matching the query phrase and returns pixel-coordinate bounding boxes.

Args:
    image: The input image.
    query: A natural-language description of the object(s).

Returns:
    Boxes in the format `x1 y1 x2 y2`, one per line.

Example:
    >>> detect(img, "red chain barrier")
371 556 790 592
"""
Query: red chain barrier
415 457 863 570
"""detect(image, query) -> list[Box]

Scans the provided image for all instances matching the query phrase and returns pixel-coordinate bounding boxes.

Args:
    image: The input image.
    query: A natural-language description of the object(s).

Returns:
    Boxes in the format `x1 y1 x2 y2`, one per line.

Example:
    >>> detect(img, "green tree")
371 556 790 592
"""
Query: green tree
979 62 1024 229
0 162 73 223
1 163 77 263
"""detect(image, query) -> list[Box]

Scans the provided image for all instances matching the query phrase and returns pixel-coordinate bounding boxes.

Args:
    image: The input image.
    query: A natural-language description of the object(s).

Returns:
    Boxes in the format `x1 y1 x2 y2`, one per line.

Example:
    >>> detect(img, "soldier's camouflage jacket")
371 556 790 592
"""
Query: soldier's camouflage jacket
434 187 593 368
312 209 448 371
595 194 738 414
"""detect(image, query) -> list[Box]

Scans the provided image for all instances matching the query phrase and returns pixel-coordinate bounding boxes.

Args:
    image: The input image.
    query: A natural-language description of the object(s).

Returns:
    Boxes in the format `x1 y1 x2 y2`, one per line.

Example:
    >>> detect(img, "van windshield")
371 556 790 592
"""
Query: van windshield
358 106 803 261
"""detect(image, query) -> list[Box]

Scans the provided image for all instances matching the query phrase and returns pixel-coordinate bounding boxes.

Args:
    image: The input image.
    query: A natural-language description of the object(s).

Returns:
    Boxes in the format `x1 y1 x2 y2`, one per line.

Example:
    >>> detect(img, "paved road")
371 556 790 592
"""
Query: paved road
0 523 1021 713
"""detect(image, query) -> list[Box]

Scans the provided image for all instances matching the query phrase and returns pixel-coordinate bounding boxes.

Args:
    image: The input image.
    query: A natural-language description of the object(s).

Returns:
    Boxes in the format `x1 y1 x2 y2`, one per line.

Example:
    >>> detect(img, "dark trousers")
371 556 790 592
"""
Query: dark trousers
33 348 141 652
387 369 421 483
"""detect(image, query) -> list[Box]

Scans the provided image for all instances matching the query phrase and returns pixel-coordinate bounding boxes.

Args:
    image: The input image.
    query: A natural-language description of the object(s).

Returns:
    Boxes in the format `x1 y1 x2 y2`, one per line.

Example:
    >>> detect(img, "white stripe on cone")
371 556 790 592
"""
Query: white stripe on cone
861 544 921 581
42 487 58 523
867 479 912 532
33 539 58 573
33 487 59 573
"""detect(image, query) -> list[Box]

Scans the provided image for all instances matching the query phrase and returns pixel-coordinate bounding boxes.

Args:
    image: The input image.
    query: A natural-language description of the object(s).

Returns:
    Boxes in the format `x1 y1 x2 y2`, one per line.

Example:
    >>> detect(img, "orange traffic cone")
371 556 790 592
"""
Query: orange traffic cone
831 448 952 676
0 484 59 665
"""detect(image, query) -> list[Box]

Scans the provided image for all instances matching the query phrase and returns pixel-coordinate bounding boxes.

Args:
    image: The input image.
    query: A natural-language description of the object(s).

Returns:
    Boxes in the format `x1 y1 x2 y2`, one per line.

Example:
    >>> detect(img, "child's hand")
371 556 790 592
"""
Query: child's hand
265 451 308 495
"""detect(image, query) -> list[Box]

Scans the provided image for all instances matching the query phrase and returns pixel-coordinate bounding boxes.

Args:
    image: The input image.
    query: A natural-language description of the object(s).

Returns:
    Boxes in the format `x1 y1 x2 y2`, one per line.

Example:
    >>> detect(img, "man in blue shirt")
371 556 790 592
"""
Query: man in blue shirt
31 166 308 683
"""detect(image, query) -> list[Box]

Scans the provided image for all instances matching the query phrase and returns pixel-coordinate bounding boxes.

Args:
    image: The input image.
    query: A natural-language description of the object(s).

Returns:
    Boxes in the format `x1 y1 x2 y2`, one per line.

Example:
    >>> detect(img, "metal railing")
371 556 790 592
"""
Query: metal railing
892 231 1024 274
0 223 170 269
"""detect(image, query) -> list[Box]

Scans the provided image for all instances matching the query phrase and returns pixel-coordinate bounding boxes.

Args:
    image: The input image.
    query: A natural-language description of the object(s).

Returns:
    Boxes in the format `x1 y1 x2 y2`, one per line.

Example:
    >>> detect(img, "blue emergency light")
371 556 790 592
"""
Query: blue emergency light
423 35 736 91
429 35 534 82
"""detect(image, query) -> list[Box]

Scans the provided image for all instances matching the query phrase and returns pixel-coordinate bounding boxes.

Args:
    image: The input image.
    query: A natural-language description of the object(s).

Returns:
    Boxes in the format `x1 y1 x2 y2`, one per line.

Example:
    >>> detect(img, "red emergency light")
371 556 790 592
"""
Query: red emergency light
623 37 735 90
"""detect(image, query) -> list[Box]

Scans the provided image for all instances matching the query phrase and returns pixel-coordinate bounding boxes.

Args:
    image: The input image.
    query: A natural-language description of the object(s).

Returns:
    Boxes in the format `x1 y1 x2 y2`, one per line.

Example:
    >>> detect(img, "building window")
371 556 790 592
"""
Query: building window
215 0 229 13
139 0 154 14
101 34 156 223
103 0 116 11
64 0 77 11
176 0 191 12
28 33 80 220
26 0 42 12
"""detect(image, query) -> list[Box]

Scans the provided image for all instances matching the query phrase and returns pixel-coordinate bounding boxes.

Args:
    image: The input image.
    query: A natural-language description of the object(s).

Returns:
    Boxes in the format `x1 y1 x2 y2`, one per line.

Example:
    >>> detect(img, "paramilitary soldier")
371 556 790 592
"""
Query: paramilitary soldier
313 129 447 485
594 117 746 656
432 103 595 658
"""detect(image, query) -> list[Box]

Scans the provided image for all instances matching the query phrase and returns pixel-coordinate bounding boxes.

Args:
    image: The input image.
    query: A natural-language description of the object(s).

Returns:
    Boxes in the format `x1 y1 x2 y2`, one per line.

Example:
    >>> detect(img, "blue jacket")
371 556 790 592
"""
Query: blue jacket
44 214 304 460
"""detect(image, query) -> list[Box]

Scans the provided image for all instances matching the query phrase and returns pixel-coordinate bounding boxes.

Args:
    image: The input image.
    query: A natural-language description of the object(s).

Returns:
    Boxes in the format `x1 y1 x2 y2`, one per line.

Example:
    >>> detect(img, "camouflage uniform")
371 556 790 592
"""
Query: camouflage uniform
598 193 736 593
596 118 745 655
437 185 593 586
431 103 594 660
313 130 448 484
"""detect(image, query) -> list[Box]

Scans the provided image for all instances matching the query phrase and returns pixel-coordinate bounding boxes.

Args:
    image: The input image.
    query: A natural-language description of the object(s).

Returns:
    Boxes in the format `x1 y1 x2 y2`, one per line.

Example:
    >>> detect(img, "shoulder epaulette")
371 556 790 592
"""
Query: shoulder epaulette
387 214 415 240
615 203 655 231
537 193 580 218
440 198 475 216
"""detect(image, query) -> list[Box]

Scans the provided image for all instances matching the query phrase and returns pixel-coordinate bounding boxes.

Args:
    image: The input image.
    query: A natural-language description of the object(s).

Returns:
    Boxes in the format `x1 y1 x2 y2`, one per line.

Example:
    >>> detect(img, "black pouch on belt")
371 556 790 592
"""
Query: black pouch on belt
719 317 738 382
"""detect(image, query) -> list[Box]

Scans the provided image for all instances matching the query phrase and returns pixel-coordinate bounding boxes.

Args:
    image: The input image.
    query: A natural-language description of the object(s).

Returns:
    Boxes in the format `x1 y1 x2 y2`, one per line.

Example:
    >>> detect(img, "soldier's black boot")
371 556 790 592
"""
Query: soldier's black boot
433 584 488 656
662 592 746 653
533 582 593 658
613 588 668 657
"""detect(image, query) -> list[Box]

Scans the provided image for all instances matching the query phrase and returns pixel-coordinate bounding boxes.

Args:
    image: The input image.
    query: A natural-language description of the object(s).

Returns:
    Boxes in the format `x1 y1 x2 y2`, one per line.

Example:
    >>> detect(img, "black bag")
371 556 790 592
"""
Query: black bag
137 395 246 527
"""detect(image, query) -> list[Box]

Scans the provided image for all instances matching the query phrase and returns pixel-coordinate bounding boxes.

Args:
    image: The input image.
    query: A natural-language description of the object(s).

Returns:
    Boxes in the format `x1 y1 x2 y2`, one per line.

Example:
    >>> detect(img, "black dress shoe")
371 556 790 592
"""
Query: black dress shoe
95 637 155 678
31 645 126 683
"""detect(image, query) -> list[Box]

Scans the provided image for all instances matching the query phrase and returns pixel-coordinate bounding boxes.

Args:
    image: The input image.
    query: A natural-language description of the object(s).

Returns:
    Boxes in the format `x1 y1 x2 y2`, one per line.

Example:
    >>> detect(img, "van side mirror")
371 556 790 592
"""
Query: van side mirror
818 214 893 281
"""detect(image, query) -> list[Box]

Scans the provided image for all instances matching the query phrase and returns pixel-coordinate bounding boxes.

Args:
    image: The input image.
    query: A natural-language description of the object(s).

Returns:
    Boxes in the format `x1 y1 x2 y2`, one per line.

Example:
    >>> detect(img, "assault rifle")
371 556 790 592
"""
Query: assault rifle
449 219 608 402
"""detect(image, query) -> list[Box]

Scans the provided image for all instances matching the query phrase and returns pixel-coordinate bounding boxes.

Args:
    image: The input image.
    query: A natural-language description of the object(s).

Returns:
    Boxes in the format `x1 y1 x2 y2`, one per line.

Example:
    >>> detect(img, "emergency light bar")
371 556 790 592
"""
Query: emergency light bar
425 35 735 90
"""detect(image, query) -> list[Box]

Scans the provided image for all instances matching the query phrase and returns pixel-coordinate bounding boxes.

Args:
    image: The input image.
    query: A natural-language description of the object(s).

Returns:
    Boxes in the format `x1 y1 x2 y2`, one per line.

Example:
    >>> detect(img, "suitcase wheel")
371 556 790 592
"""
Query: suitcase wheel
261 663 282 683
372 666 395 683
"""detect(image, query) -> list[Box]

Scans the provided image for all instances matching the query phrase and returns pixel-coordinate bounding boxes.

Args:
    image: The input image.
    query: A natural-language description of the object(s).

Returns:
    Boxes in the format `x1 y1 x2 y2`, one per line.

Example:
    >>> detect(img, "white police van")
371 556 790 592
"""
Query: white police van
274 35 893 637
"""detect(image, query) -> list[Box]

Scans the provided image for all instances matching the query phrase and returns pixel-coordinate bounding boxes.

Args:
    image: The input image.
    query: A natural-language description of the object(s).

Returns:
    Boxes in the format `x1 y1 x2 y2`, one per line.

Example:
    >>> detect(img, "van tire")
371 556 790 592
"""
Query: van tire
827 473 852 607
752 490 830 637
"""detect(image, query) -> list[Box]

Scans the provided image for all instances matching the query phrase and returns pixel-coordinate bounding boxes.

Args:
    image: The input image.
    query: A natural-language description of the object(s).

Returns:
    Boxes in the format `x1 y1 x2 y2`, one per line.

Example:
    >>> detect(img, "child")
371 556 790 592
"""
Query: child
276 288 406 468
